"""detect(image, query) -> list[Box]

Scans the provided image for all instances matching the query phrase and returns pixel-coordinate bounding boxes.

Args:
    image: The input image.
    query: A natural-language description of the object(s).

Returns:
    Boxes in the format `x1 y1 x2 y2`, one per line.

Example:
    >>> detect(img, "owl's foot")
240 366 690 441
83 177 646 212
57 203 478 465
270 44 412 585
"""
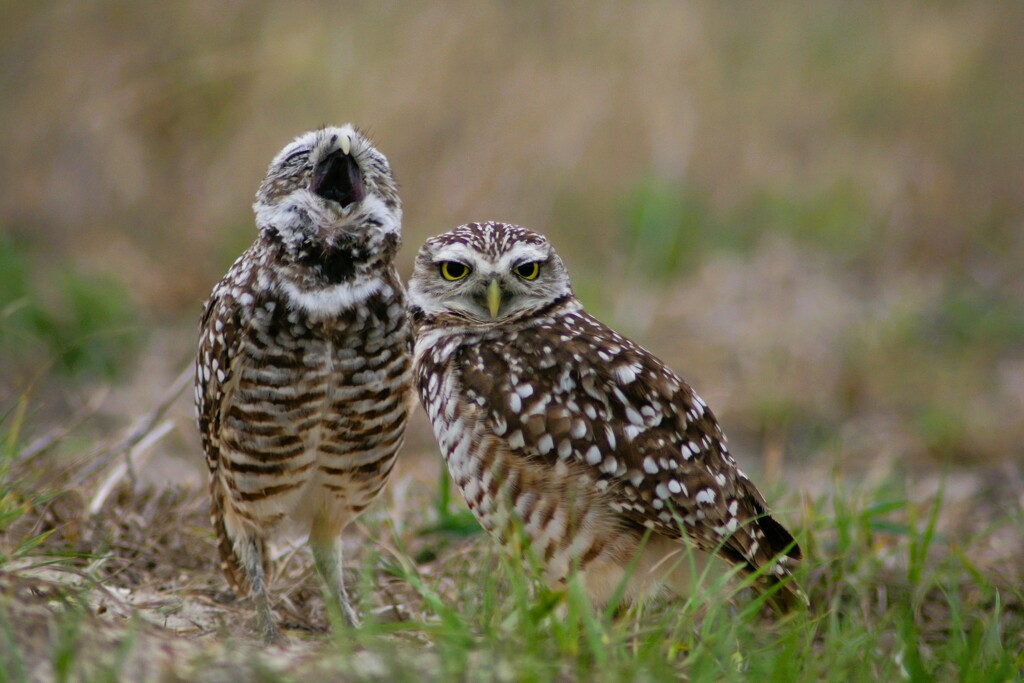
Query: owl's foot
311 533 362 629
254 594 283 645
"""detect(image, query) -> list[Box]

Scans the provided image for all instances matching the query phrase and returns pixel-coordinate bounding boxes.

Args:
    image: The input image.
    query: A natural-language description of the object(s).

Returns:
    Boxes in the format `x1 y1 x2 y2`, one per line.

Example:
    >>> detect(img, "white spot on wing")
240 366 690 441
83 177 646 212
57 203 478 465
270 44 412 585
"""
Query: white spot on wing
614 365 637 384
695 489 716 505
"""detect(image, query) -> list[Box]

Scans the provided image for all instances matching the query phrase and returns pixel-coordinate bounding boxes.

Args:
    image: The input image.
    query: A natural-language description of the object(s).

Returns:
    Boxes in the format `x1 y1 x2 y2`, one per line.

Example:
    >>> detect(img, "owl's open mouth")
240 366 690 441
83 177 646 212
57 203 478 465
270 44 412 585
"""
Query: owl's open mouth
311 148 365 209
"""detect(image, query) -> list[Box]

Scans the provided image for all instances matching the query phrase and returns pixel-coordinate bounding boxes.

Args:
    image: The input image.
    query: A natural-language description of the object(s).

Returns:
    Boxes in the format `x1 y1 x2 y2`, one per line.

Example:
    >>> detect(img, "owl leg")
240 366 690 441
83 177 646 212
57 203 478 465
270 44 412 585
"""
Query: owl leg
236 535 281 643
212 484 281 643
310 518 361 628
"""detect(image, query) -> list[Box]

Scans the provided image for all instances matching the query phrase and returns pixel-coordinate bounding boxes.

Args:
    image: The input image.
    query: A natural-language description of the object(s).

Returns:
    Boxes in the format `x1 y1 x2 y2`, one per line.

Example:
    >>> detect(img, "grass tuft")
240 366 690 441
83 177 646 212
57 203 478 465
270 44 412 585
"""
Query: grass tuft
0 397 1021 680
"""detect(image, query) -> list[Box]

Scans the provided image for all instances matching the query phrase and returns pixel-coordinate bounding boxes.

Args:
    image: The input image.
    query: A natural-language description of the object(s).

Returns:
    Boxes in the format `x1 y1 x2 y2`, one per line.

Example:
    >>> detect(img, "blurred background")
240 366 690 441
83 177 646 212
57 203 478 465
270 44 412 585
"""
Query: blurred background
1 1 1022 493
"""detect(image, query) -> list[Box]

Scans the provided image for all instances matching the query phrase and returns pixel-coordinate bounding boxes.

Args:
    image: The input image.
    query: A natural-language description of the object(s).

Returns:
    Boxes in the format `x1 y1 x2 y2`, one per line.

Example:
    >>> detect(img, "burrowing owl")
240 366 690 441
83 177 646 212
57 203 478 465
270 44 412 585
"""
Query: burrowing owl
195 126 411 641
409 222 804 611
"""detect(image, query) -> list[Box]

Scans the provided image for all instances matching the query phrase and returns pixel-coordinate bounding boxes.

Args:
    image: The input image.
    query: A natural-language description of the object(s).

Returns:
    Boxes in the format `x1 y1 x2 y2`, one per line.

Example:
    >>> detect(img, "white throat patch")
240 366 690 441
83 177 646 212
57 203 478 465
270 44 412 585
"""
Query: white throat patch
279 277 386 319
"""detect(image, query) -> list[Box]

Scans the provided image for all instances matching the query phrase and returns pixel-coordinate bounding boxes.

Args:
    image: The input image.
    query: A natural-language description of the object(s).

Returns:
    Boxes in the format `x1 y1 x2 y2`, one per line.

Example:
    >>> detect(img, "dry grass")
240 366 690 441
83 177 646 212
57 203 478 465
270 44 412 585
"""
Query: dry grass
1 386 1022 680
2 2 1023 680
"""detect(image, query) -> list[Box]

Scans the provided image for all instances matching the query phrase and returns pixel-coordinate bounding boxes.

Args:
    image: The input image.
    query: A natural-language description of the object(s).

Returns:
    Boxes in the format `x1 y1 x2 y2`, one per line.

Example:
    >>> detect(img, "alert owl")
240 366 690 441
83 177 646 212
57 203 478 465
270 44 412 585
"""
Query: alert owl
408 222 804 611
195 126 411 641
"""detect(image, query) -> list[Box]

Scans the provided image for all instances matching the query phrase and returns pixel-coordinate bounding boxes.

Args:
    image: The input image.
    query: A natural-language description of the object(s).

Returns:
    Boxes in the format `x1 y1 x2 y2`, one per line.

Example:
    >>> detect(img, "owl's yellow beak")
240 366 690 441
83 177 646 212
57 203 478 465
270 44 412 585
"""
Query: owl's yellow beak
486 278 502 319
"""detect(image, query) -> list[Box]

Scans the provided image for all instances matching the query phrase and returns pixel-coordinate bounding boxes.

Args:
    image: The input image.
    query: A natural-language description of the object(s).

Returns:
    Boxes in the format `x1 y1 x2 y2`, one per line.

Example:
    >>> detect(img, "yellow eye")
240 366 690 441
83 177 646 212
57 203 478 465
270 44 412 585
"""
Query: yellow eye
440 261 470 281
513 261 540 280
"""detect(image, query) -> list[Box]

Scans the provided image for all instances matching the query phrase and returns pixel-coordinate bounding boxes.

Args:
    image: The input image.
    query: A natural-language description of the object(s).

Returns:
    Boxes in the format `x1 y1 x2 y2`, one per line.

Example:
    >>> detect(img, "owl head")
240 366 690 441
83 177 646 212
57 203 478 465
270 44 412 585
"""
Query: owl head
408 222 574 325
253 125 402 278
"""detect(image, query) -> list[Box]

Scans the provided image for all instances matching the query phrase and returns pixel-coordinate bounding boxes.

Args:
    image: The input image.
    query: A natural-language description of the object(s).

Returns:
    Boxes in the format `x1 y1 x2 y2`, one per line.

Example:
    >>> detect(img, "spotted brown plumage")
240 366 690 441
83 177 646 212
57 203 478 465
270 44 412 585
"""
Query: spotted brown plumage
408 222 805 611
195 126 412 641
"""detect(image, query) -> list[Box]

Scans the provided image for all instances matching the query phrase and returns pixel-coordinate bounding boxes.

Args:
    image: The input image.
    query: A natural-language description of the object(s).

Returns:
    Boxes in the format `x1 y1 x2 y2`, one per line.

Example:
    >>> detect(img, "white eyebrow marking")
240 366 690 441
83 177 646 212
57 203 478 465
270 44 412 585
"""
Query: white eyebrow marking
494 244 549 272
432 243 479 265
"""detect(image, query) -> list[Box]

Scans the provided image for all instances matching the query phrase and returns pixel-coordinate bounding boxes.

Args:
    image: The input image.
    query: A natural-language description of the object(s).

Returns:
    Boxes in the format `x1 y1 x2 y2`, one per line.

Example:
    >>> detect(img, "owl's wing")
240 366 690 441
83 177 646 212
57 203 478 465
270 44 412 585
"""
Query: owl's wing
195 286 244 475
195 280 263 595
458 309 803 605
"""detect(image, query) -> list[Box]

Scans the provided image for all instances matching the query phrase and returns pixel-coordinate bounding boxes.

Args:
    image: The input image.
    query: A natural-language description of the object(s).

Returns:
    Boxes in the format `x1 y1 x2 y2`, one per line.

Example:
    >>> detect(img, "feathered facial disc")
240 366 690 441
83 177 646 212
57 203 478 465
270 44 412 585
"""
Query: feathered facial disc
252 125 402 257
408 222 574 325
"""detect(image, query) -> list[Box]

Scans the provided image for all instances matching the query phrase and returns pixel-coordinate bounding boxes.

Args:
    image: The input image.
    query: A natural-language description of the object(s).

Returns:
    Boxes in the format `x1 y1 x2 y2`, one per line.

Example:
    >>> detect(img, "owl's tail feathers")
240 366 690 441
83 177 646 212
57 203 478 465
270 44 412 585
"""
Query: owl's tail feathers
749 515 808 614
755 563 809 614
210 481 269 597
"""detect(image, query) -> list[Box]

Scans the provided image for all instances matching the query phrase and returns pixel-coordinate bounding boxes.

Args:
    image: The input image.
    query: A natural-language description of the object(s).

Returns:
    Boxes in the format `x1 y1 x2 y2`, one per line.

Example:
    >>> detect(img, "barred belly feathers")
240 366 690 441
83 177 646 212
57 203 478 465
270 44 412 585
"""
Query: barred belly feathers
195 126 411 641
